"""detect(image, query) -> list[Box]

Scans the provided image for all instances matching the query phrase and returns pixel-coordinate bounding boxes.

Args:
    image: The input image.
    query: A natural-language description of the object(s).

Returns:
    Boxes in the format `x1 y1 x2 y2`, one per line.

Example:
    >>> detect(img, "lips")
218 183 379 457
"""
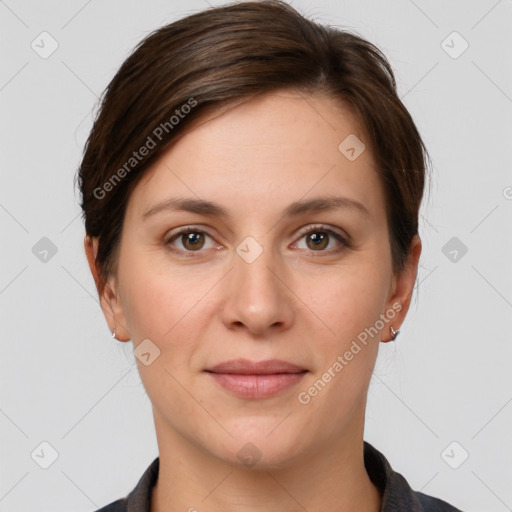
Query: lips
205 358 308 399
206 358 307 375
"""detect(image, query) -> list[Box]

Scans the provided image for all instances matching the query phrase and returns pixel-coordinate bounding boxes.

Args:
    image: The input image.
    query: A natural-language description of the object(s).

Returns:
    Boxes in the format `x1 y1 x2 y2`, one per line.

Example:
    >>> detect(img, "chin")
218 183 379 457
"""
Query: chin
212 422 308 471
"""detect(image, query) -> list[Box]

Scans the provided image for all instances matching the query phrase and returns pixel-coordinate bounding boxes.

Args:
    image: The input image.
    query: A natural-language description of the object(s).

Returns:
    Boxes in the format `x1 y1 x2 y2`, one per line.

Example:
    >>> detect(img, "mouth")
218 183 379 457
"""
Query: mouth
204 358 308 399
206 358 307 374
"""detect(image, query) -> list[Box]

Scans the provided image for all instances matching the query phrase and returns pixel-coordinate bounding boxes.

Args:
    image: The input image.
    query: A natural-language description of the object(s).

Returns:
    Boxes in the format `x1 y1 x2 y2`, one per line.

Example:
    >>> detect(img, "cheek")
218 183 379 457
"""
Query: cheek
118 250 213 345
305 266 388 348
296 270 386 421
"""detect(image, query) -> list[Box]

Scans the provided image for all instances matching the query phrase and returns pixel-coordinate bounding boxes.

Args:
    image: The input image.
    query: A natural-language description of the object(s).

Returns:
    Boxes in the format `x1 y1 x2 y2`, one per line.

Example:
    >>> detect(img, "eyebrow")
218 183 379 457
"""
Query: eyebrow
142 195 370 220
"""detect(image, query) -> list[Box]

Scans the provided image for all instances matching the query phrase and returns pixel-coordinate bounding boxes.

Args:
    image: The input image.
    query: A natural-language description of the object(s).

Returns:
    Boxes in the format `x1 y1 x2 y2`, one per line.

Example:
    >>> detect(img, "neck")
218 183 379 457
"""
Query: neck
150 418 382 512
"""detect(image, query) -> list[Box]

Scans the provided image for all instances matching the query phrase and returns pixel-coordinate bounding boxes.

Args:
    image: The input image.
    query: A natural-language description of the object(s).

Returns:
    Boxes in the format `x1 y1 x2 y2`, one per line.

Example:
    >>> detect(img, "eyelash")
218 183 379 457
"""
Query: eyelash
164 224 351 257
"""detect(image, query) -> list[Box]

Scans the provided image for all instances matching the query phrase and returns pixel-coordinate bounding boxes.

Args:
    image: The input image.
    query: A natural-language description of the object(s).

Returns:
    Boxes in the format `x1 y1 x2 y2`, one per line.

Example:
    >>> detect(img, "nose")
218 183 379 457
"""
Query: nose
220 239 294 337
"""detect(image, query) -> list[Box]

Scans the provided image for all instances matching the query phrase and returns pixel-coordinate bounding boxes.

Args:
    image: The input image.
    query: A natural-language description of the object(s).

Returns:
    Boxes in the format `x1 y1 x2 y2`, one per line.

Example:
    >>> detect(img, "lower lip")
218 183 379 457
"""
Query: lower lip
207 372 307 399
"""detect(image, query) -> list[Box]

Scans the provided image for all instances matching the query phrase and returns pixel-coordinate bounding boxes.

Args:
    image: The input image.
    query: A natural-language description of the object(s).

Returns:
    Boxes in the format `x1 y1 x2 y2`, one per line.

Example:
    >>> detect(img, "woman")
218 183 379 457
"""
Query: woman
77 1 463 510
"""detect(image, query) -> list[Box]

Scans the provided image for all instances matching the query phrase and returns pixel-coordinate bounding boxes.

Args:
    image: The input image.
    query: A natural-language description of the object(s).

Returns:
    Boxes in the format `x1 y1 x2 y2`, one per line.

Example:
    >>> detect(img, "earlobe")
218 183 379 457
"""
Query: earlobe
100 266 131 342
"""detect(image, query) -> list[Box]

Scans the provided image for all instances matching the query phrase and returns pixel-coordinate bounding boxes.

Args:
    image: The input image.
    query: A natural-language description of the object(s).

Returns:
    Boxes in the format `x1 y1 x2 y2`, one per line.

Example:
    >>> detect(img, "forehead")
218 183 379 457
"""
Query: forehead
126 90 384 223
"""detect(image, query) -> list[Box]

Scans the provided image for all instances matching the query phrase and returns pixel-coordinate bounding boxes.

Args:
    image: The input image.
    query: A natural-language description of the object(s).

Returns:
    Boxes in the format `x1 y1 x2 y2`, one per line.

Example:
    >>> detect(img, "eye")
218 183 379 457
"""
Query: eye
292 225 350 253
165 227 217 253
164 224 350 256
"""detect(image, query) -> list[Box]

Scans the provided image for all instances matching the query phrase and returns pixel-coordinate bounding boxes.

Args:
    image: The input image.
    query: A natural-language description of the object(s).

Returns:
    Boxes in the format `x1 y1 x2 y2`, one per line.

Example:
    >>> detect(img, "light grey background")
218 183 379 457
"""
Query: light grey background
1 0 511 510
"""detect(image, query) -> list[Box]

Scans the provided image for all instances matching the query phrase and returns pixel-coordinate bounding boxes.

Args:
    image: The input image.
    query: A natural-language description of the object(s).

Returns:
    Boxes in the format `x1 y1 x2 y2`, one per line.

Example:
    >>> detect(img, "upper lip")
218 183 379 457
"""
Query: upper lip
206 358 307 375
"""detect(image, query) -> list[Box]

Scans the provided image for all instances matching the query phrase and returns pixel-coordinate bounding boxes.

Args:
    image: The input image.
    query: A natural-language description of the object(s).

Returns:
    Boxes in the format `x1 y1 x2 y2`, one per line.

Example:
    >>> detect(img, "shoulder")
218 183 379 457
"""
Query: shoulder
90 456 158 512
90 498 127 512
415 490 463 512
363 441 464 512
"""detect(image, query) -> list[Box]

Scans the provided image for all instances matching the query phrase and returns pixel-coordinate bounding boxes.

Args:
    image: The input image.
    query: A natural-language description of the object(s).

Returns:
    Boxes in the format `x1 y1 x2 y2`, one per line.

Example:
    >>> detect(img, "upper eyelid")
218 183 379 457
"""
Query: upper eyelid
295 224 347 237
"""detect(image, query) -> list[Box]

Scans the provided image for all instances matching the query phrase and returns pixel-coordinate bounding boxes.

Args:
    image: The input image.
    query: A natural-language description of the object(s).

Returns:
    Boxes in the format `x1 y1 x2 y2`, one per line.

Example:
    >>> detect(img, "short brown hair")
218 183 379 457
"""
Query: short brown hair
75 0 431 295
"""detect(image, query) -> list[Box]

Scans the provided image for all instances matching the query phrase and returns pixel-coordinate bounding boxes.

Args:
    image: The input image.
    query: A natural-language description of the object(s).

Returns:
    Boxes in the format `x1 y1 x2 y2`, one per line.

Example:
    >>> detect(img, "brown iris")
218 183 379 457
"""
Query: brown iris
306 231 329 251
181 232 205 251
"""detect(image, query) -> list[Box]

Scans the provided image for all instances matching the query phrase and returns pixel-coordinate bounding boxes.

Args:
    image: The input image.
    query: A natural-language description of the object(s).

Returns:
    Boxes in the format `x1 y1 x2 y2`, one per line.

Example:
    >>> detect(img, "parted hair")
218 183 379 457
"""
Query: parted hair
75 0 431 295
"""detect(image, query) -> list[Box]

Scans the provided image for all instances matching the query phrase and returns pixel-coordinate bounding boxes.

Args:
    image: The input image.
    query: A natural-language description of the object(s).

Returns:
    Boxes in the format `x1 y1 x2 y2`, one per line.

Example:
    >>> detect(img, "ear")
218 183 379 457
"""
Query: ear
382 234 422 342
84 235 130 342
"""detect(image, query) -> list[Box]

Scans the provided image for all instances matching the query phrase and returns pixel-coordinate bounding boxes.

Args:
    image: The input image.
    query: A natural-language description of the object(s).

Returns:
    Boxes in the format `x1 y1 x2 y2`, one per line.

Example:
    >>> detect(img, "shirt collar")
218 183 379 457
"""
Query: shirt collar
123 441 426 512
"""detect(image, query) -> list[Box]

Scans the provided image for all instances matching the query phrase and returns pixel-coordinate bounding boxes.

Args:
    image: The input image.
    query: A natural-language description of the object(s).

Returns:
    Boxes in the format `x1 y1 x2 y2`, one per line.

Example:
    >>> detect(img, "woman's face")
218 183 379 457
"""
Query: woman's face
90 90 420 469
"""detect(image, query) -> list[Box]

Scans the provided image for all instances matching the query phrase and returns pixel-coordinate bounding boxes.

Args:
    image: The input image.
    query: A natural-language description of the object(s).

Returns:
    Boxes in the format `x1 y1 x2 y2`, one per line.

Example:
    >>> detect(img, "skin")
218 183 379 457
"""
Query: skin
85 89 421 512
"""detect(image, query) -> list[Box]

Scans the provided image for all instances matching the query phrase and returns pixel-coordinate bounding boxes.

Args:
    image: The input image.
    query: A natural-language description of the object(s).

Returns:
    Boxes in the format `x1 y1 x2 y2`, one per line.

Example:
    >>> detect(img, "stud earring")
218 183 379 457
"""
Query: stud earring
112 326 117 340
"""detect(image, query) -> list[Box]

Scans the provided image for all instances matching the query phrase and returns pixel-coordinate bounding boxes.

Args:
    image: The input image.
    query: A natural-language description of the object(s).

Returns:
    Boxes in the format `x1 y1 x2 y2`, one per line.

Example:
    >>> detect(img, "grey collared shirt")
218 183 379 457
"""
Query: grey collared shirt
93 441 463 512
